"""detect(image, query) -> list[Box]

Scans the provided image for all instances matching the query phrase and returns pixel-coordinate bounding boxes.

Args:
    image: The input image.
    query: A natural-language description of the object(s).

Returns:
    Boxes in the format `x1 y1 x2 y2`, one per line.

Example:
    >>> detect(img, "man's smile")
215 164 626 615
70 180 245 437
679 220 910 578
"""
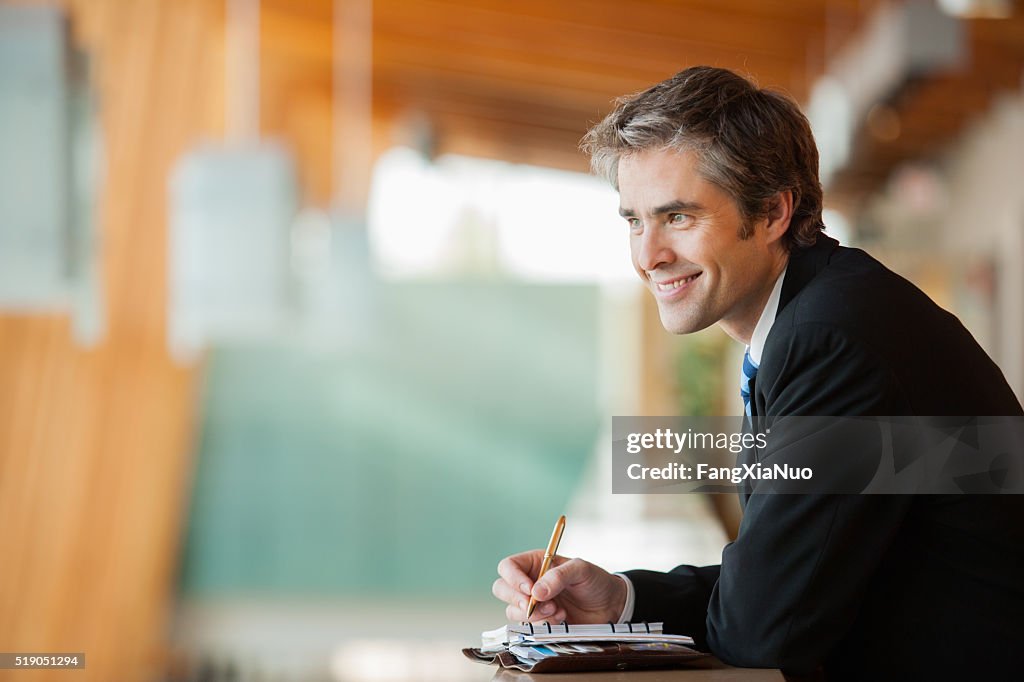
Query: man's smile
650 271 703 299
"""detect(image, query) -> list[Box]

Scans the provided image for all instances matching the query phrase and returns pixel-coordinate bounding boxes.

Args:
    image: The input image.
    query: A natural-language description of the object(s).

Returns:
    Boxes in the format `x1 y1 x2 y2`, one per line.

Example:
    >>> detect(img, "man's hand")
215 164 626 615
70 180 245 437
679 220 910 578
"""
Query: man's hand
492 550 627 623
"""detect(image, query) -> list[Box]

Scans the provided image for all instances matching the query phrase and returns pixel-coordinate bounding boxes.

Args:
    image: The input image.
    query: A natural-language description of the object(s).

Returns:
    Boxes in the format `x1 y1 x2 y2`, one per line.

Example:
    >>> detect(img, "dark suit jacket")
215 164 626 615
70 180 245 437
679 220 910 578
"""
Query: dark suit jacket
625 236 1024 680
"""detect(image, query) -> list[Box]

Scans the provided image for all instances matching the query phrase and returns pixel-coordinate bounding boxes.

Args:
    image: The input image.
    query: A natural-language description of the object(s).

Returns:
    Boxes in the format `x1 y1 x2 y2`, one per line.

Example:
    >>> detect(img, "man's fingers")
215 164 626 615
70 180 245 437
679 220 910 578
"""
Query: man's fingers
496 551 577 623
506 600 556 622
548 608 567 624
497 552 542 594
532 557 591 601
500 586 564 623
524 601 567 624
492 578 529 609
528 600 558 620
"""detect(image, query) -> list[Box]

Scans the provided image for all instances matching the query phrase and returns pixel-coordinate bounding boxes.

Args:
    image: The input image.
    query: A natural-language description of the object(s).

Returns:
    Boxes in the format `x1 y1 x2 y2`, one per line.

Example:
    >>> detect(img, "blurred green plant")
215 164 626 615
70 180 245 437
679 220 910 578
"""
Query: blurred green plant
673 328 729 416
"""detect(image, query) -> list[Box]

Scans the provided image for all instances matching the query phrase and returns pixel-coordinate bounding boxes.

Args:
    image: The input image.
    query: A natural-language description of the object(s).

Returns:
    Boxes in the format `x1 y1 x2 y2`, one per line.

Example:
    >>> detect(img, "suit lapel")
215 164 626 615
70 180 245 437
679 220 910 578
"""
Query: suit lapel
740 236 839 508
754 234 838 416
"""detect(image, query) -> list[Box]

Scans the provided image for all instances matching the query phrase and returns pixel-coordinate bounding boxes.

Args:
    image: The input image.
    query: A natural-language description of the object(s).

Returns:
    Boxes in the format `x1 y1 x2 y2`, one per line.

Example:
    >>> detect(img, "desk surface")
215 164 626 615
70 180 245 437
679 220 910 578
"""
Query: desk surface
479 659 785 681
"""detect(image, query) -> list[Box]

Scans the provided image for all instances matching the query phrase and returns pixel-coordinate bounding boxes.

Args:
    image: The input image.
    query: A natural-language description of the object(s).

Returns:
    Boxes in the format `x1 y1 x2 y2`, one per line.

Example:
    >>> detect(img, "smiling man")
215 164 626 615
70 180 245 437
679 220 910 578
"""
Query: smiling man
618 147 789 342
491 67 1024 680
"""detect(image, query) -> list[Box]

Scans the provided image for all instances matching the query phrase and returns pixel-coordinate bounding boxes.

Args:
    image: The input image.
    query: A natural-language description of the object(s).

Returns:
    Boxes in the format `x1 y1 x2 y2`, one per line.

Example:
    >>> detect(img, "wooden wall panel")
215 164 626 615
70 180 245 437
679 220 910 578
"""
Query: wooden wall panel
0 1 224 680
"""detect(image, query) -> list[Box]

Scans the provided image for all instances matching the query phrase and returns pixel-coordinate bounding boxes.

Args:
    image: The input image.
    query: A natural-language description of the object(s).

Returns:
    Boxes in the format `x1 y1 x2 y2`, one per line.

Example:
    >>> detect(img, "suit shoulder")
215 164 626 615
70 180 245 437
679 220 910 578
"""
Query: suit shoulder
763 245 1022 415
779 246 944 335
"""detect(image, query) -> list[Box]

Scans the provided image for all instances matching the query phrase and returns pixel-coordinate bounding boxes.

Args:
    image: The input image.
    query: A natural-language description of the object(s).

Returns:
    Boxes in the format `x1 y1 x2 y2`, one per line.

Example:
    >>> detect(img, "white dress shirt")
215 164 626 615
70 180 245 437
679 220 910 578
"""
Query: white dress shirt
747 266 787 367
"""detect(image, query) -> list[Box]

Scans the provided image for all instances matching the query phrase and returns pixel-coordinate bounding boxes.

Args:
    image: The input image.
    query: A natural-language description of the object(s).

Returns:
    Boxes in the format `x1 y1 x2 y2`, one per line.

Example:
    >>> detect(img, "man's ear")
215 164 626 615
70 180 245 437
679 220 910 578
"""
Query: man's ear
764 190 795 246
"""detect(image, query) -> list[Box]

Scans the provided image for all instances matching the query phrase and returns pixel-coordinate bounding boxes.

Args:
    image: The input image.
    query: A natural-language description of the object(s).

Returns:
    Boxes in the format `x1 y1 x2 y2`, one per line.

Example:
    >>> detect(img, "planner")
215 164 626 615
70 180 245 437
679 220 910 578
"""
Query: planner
464 622 708 673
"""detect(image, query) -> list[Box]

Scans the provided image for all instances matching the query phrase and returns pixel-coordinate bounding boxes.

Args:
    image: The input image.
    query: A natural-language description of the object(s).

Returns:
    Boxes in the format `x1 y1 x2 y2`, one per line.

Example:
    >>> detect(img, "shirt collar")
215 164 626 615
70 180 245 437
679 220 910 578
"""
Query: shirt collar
747 266 787 367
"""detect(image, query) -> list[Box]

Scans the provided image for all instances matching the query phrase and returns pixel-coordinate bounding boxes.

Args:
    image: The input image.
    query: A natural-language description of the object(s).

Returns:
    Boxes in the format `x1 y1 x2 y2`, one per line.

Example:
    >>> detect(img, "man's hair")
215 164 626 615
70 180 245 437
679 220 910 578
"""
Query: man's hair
581 66 824 250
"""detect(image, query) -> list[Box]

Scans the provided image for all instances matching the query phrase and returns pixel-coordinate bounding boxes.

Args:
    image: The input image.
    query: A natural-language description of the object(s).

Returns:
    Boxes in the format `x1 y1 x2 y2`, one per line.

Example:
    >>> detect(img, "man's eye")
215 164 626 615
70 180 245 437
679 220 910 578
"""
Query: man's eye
627 217 643 232
669 213 689 225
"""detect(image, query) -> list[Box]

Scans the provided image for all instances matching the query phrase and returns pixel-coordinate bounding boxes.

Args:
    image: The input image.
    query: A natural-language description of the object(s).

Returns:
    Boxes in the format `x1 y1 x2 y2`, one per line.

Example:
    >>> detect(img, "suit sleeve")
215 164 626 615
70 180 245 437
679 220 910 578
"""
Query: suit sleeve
625 564 721 649
630 323 914 673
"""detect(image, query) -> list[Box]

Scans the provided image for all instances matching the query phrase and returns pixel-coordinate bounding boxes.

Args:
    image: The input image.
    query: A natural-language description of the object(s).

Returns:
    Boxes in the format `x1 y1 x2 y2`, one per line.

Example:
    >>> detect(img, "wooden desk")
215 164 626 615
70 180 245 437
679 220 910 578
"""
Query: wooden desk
481 659 785 681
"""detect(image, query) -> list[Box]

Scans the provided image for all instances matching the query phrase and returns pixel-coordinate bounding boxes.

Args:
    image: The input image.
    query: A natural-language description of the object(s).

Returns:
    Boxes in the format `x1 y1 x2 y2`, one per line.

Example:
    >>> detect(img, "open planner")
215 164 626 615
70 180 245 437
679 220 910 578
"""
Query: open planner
463 622 708 673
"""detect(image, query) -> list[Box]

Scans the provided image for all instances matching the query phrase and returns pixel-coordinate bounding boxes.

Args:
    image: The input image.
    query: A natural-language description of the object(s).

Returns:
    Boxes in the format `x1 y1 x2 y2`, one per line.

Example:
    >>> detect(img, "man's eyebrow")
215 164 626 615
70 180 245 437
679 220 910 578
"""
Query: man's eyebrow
618 200 704 217
652 199 703 215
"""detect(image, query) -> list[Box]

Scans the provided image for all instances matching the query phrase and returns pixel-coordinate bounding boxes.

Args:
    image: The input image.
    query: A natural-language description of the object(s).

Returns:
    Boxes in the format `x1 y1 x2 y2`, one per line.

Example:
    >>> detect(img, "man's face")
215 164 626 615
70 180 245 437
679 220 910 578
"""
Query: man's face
618 148 784 342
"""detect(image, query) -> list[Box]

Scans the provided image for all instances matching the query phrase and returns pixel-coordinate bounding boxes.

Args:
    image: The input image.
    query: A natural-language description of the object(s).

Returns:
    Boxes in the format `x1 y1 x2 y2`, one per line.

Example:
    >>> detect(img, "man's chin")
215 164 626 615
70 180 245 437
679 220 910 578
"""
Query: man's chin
657 309 713 335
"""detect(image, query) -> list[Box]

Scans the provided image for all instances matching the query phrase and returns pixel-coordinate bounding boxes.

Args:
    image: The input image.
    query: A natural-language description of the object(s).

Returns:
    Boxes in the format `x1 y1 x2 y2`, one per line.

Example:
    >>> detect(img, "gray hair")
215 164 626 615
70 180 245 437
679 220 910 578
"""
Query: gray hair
581 66 824 249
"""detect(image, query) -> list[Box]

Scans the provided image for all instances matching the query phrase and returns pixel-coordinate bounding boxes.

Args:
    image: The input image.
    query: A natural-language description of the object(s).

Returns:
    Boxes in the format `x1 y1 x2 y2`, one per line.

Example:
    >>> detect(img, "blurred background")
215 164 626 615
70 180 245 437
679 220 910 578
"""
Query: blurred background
0 0 1022 680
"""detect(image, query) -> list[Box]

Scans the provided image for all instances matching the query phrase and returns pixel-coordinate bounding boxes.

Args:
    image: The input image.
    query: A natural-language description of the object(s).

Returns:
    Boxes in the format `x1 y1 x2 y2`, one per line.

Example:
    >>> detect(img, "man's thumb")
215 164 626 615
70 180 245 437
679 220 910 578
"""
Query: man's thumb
534 558 586 600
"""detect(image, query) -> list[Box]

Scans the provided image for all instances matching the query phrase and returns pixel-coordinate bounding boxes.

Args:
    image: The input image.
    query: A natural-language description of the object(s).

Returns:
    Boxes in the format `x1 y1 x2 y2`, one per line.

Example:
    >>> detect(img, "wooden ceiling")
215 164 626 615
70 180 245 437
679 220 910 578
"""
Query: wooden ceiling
258 0 1024 212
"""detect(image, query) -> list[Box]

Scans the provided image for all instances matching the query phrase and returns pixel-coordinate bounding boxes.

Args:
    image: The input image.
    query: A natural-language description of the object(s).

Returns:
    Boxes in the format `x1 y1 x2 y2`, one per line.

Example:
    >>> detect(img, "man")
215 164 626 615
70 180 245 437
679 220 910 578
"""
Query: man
491 67 1024 680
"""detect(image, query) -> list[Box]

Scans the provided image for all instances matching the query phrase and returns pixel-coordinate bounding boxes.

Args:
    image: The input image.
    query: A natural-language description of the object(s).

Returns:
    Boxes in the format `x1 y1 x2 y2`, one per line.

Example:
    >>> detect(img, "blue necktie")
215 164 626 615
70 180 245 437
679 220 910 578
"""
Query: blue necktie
740 349 759 419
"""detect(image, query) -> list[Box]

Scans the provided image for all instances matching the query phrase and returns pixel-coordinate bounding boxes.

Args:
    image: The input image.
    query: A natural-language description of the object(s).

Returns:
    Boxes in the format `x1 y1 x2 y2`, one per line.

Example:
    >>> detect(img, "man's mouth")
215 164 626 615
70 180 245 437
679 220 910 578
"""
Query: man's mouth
653 272 702 292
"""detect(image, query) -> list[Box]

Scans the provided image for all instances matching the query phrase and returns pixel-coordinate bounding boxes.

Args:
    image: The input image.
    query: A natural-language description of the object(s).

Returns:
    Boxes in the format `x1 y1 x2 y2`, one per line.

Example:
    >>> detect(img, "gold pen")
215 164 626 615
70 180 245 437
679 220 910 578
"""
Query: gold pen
526 514 566 619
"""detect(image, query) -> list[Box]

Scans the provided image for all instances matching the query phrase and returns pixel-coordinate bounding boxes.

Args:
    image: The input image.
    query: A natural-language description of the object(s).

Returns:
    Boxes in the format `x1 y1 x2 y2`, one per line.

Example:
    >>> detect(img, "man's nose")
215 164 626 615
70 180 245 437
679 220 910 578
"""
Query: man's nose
635 224 675 272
